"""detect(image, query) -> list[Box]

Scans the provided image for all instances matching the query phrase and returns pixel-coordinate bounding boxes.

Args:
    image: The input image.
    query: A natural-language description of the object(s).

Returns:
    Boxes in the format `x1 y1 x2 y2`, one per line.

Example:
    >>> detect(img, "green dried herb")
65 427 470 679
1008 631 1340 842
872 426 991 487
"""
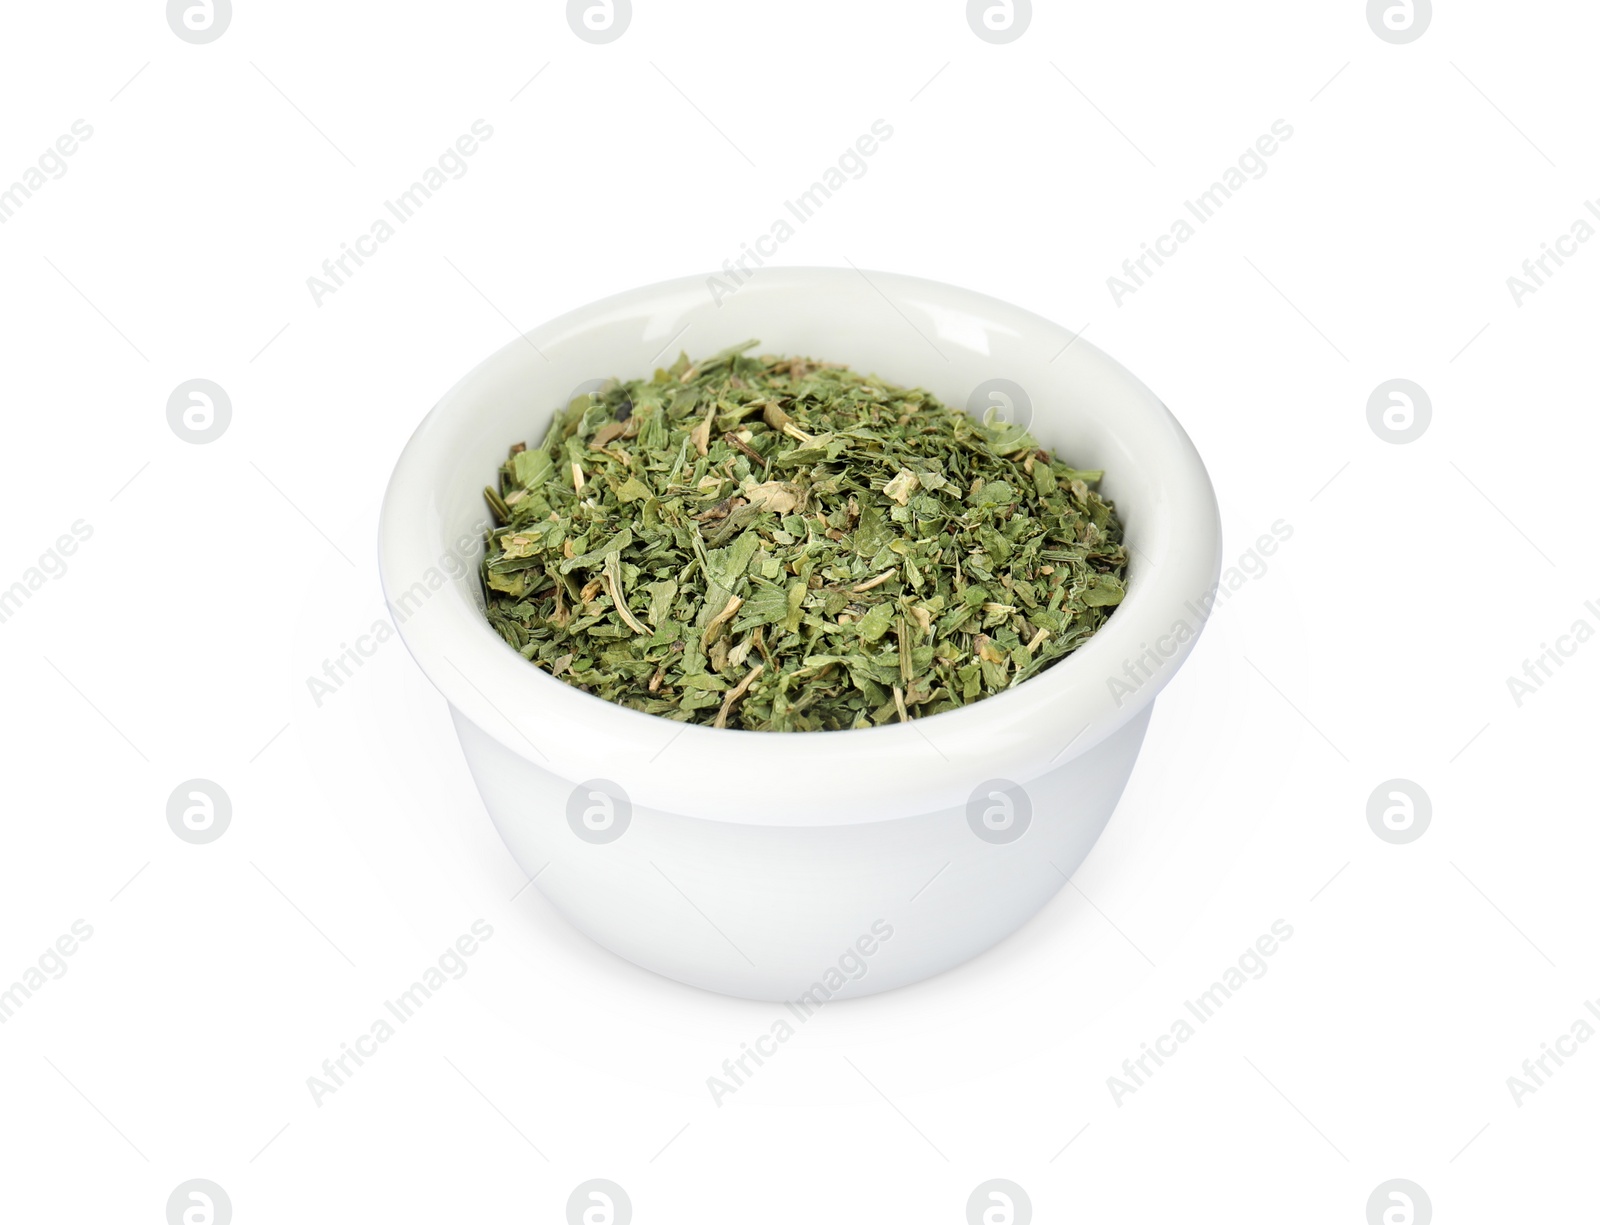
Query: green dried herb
480 341 1127 731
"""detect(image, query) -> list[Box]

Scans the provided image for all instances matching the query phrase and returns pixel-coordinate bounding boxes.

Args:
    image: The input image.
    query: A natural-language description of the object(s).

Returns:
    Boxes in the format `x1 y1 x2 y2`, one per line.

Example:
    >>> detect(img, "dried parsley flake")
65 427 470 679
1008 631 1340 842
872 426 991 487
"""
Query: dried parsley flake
481 341 1127 731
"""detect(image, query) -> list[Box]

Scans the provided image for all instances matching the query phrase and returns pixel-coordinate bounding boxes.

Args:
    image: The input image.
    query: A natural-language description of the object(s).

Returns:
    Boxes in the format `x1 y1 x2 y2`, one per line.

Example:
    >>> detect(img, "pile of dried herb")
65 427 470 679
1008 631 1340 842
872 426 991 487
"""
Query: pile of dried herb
480 341 1127 731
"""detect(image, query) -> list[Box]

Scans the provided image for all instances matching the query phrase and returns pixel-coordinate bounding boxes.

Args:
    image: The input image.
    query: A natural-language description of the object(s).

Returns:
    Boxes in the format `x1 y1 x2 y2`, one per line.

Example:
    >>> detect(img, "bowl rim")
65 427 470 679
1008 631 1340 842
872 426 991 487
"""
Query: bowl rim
378 266 1223 826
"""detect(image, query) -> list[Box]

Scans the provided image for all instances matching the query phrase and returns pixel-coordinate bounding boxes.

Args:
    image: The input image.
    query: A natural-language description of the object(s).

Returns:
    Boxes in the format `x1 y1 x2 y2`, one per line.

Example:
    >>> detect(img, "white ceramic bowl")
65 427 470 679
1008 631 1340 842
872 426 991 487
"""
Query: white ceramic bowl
378 268 1221 1001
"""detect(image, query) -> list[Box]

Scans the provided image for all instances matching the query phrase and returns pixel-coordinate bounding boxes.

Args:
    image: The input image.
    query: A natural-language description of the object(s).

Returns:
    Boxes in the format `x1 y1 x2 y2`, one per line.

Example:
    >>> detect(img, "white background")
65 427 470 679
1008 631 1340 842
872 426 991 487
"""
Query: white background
2 1 1595 1221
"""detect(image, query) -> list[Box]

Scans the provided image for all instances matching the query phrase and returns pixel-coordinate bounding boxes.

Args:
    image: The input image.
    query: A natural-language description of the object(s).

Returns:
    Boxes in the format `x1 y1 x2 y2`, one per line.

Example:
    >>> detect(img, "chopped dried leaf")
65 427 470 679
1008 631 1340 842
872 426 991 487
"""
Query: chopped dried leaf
480 343 1128 731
